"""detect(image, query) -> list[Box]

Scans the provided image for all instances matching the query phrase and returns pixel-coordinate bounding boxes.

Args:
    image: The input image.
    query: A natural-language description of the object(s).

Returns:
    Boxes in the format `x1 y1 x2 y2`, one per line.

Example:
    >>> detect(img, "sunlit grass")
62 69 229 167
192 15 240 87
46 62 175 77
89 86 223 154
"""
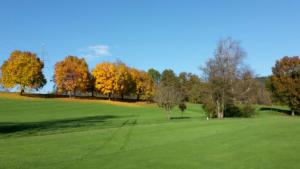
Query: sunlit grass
0 93 299 169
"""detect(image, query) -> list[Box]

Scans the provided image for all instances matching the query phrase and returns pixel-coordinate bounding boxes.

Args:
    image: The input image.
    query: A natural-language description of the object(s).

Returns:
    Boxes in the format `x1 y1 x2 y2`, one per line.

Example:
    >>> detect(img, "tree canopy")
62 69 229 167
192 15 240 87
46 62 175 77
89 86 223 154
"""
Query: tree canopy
92 61 154 101
54 56 89 97
201 37 257 118
148 68 161 85
270 56 300 115
154 69 182 119
0 50 46 94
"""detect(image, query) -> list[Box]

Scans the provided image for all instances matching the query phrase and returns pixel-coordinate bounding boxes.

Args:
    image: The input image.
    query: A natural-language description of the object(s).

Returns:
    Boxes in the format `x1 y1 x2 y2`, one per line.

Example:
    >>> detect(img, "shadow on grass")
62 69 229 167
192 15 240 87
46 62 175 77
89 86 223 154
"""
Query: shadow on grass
260 107 291 115
0 115 118 134
171 117 191 120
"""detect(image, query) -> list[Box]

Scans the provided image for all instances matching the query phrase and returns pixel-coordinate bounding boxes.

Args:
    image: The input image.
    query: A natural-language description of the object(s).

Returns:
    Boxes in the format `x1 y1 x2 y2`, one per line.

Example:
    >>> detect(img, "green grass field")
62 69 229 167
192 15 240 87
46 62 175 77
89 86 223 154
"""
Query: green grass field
0 93 300 169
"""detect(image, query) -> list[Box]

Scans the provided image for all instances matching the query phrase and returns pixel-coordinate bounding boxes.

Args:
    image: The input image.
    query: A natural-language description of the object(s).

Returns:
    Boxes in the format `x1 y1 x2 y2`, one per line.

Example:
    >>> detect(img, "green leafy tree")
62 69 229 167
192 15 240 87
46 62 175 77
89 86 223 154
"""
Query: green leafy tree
178 72 203 102
178 102 187 118
87 72 96 97
154 69 185 120
0 50 46 95
161 69 178 87
148 68 161 85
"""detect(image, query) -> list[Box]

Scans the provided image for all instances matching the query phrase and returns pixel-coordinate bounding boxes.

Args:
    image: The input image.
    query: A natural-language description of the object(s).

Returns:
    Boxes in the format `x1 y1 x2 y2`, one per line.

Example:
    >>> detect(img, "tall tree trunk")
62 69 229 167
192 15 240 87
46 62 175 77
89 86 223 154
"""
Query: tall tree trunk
108 93 111 100
165 106 171 120
121 94 124 100
220 102 224 118
68 91 72 98
136 94 140 101
20 89 24 96
167 108 171 120
91 91 94 97
20 85 25 96
221 94 225 118
216 100 221 118
292 110 295 116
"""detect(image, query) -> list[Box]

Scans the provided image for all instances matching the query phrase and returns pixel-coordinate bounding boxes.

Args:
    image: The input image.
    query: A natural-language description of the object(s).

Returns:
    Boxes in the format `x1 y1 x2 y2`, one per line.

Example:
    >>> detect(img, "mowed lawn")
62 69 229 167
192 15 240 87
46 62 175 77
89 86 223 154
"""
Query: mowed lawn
0 93 300 169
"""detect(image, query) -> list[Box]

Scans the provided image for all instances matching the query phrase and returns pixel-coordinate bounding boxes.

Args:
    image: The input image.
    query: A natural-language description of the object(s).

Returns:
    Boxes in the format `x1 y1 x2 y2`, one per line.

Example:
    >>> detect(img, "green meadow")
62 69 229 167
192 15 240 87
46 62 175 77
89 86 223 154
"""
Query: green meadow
0 93 299 169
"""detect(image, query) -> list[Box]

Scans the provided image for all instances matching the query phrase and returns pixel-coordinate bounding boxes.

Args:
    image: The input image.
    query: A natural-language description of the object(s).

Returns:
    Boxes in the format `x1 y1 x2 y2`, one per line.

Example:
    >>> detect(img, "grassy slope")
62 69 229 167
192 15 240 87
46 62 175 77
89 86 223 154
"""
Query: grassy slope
0 93 300 169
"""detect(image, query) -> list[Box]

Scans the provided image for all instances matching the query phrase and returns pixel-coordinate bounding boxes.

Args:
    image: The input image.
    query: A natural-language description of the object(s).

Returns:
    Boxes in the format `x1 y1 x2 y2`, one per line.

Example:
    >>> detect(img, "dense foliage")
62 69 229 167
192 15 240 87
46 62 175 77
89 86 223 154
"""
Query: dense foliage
54 56 89 97
0 50 46 95
92 61 155 101
269 56 300 115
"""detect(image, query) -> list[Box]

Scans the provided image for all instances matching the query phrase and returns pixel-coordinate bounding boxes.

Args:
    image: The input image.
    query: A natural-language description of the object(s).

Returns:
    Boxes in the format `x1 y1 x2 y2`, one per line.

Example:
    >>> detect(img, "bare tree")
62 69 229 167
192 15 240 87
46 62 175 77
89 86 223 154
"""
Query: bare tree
154 83 181 120
201 37 256 118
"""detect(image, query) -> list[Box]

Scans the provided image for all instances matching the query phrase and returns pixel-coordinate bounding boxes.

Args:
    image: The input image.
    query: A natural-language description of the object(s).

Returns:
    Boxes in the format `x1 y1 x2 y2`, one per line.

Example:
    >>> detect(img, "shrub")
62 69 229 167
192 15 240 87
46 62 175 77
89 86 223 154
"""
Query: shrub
224 104 255 118
241 104 256 117
224 104 242 117
178 102 187 118
202 101 217 118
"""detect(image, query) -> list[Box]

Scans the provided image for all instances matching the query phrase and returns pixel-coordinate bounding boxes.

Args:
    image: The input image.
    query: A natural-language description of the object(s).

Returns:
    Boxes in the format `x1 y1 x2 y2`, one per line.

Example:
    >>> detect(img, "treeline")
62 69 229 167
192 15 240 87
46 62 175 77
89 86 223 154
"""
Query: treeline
0 51 202 102
1 37 300 119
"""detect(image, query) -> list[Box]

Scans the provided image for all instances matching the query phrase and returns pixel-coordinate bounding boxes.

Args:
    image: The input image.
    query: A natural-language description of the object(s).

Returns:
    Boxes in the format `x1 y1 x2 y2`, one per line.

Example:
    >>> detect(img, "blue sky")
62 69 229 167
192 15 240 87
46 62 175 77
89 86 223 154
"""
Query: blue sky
1 0 300 93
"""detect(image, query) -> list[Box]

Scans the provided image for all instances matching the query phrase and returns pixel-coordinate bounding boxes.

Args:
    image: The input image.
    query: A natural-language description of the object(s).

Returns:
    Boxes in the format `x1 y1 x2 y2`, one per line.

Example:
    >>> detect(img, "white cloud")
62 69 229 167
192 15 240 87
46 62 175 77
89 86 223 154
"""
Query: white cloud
83 45 111 58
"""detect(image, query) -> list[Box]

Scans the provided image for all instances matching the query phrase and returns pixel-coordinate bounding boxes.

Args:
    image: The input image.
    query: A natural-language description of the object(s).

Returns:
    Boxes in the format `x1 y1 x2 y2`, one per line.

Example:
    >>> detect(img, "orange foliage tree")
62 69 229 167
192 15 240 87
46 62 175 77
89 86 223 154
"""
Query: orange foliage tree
54 56 89 98
270 56 300 116
0 50 46 95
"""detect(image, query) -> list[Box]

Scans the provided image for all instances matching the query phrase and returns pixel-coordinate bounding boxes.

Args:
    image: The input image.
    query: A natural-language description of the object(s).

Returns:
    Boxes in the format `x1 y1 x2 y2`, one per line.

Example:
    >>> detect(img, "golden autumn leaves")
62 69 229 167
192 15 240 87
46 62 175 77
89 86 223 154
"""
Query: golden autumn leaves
92 61 154 100
53 56 155 99
0 50 46 95
54 56 89 97
0 50 155 100
54 56 154 100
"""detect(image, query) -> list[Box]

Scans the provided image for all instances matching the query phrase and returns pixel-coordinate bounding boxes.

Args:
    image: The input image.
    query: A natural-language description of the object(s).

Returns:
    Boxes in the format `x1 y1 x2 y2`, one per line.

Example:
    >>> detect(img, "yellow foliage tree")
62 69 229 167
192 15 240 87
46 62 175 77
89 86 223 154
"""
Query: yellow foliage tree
114 62 133 99
0 50 46 95
92 61 154 100
92 62 116 100
129 68 154 101
92 61 134 100
54 56 89 98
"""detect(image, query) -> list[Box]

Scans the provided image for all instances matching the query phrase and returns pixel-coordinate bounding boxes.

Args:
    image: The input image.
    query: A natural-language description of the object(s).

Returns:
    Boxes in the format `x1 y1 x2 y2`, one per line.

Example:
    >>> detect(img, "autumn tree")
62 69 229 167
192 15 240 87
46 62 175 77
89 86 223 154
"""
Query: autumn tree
0 50 46 95
54 56 89 98
92 62 116 100
129 68 154 101
113 61 133 100
270 56 300 116
201 37 256 118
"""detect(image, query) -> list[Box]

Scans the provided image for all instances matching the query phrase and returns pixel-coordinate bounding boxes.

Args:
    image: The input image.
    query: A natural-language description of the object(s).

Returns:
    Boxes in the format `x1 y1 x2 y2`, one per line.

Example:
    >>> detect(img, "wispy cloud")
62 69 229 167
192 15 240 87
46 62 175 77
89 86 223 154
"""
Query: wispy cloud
82 45 111 58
